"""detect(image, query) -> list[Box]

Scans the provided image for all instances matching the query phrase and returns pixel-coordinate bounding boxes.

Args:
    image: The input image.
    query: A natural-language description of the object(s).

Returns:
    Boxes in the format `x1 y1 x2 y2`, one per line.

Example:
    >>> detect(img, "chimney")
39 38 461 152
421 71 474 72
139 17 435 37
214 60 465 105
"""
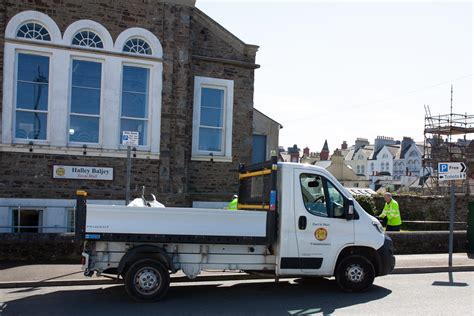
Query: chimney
400 136 414 159
341 141 348 150
320 140 329 161
288 144 300 163
374 136 396 153
303 147 310 157
354 138 369 151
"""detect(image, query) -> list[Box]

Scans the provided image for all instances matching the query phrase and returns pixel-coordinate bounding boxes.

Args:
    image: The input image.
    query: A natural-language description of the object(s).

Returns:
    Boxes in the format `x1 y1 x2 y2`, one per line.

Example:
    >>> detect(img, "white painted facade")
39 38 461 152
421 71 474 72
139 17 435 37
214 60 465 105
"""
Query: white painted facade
353 149 369 179
191 76 234 162
0 198 123 233
2 10 164 157
375 146 394 176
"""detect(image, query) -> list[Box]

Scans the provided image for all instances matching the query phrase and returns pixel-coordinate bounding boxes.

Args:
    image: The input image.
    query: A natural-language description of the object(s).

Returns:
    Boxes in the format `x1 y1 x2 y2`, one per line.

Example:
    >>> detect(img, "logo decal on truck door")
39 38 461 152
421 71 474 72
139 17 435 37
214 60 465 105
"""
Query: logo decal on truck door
314 228 328 241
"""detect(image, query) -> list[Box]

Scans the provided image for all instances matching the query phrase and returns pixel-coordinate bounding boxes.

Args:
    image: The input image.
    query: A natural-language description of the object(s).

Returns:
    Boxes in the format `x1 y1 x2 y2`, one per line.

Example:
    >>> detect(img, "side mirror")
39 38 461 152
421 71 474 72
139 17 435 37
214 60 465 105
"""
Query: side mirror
308 181 320 188
345 199 354 221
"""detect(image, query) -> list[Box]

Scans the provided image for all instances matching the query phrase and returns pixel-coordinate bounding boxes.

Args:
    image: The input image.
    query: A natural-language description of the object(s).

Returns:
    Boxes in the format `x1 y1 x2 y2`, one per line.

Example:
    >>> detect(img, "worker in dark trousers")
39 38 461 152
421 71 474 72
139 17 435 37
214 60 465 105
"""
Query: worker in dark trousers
378 192 402 231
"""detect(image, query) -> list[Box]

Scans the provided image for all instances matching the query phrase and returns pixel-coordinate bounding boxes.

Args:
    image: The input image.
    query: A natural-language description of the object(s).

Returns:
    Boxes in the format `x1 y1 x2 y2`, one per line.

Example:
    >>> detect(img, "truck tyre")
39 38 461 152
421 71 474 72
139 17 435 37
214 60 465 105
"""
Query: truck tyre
124 259 170 302
335 255 375 292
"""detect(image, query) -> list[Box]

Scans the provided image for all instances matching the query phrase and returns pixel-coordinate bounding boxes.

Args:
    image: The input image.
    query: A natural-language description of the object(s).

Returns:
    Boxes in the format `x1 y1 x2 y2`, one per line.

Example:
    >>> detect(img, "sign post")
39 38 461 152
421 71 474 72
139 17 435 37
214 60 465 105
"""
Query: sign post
438 162 467 268
122 131 139 204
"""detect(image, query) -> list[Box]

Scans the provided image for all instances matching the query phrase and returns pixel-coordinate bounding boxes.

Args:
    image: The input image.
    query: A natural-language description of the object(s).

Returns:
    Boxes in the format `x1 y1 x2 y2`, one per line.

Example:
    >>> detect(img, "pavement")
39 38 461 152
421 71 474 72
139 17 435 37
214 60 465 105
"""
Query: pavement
0 253 472 289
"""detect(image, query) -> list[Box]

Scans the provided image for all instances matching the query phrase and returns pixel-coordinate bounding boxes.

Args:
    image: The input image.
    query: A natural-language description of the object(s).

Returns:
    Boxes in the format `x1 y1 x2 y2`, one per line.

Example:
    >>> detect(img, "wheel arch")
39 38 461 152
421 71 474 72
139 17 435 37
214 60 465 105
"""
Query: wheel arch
118 245 175 276
334 246 381 276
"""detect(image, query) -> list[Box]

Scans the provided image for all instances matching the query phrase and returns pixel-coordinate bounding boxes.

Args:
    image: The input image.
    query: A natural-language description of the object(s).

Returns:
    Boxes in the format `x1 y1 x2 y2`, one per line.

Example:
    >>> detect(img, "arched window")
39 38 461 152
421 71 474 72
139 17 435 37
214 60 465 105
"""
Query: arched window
357 165 361 174
409 151 418 157
361 165 365 174
382 153 388 159
16 22 51 41
414 159 420 170
72 30 103 48
123 38 152 55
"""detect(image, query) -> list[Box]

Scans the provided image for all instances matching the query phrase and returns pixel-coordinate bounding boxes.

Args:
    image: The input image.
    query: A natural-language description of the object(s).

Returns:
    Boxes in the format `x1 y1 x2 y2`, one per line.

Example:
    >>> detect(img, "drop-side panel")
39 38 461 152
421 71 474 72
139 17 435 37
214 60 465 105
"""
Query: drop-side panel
83 205 272 245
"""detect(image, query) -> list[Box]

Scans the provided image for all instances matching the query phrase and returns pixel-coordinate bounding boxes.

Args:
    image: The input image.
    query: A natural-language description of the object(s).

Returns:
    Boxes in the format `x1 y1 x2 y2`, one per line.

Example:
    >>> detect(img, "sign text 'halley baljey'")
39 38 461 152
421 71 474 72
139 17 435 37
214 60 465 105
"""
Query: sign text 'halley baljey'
53 165 114 181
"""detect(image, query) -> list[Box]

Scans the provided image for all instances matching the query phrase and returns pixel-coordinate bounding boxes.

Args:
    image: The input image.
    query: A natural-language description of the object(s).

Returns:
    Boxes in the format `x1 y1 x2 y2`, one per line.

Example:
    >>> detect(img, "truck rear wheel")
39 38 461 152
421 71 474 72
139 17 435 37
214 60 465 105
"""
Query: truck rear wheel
125 259 170 302
335 255 375 292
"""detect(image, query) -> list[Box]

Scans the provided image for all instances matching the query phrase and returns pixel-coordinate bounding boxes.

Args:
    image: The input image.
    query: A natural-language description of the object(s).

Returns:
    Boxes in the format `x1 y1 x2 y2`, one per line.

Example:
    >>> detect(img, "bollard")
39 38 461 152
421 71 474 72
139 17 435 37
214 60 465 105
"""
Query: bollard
467 202 474 253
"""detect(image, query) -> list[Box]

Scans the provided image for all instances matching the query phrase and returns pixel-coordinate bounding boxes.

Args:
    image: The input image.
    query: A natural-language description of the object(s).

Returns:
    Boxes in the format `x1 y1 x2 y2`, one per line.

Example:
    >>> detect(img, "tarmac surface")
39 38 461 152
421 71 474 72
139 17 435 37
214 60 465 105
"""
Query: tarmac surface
0 253 472 289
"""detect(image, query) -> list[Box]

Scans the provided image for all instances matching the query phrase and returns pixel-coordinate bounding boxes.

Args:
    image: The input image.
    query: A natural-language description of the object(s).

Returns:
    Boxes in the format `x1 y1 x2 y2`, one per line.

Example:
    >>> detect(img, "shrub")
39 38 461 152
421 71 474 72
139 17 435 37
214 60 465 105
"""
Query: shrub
354 195 377 216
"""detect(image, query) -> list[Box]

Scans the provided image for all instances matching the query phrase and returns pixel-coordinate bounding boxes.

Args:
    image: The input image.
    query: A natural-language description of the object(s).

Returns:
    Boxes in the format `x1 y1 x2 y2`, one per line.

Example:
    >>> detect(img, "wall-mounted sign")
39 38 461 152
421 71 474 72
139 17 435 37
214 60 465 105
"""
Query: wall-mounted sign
53 165 113 181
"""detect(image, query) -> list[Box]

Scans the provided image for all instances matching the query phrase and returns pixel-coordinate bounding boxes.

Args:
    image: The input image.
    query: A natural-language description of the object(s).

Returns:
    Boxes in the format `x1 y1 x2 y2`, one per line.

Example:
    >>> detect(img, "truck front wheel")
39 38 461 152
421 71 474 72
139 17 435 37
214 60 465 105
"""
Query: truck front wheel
125 259 170 302
335 255 375 292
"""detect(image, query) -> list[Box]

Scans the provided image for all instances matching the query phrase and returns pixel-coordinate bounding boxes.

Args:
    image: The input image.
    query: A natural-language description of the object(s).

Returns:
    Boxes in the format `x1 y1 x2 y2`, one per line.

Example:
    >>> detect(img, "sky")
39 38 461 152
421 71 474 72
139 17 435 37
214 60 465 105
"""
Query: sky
196 0 473 153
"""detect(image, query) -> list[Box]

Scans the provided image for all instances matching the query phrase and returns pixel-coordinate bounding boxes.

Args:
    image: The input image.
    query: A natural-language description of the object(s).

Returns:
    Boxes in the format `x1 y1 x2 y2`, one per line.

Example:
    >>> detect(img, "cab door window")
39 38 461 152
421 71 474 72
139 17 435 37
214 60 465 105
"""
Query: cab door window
299 174 328 217
326 181 345 218
300 173 347 218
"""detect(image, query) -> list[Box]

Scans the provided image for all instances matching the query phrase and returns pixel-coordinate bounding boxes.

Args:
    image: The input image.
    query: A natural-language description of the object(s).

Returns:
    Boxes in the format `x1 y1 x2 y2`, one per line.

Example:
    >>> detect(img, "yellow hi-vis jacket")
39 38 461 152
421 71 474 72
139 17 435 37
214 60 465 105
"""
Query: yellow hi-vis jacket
379 199 402 226
227 198 238 210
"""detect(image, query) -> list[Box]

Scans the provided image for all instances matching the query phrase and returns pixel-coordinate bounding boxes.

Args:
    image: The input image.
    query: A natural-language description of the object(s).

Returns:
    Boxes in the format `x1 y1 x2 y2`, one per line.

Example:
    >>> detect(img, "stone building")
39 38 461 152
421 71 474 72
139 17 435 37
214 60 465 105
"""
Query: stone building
252 108 282 163
0 0 263 232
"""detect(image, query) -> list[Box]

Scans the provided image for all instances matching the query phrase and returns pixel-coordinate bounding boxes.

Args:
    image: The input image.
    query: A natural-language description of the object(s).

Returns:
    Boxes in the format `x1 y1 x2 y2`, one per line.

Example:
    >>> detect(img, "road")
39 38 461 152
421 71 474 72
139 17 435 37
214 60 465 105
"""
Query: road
0 272 472 315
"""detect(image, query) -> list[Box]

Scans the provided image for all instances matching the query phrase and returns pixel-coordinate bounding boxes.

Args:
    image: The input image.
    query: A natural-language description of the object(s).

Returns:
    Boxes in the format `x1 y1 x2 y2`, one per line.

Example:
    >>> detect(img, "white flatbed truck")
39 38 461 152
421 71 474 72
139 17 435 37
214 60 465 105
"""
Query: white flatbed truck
76 156 395 302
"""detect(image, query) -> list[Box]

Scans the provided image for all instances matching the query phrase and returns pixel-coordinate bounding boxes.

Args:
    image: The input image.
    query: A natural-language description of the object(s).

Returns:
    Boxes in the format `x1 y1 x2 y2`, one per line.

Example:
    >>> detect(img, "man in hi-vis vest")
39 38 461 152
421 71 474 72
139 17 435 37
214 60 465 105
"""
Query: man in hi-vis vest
227 194 238 210
378 192 402 231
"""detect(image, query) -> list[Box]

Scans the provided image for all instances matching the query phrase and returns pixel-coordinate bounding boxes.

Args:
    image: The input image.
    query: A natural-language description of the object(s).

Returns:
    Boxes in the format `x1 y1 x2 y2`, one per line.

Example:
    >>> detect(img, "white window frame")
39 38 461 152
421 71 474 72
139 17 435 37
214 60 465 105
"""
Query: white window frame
2 11 163 158
192 76 234 162
66 208 75 232
16 22 52 42
71 29 104 49
119 62 153 150
13 49 52 144
11 207 44 233
123 37 152 55
68 56 104 147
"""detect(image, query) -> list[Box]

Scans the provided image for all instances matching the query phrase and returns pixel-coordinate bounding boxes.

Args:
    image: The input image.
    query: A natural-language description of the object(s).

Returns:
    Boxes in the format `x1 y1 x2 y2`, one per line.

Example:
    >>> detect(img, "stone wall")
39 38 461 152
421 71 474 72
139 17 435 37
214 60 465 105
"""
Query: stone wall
374 195 473 222
0 152 163 201
0 231 469 263
185 10 258 203
0 233 79 263
387 231 467 255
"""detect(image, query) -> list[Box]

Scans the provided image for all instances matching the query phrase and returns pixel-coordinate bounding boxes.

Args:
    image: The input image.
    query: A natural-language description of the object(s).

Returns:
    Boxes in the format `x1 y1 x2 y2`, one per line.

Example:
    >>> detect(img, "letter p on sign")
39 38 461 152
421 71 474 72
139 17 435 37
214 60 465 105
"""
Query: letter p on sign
439 163 448 173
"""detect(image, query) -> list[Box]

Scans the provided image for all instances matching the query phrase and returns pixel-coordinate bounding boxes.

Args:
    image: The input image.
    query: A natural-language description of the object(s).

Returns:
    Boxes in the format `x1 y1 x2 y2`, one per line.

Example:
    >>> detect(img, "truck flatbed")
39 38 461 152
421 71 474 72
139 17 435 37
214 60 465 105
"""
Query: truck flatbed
83 205 275 245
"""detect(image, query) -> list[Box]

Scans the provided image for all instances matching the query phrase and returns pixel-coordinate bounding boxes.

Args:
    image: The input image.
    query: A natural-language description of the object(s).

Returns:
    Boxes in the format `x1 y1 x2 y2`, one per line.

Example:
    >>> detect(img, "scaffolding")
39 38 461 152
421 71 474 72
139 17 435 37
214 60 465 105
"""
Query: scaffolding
423 103 474 195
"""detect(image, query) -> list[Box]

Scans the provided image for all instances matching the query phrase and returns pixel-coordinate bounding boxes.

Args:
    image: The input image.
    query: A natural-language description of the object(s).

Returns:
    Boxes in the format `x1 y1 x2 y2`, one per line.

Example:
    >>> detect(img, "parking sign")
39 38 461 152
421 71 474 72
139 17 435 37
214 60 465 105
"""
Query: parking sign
438 162 467 182
439 163 448 173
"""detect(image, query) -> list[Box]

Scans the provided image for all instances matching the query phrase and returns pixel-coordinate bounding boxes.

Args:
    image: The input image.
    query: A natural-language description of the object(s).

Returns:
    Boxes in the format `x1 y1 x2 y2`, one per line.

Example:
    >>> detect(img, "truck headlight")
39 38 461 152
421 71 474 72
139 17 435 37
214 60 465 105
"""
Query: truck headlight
372 221 385 234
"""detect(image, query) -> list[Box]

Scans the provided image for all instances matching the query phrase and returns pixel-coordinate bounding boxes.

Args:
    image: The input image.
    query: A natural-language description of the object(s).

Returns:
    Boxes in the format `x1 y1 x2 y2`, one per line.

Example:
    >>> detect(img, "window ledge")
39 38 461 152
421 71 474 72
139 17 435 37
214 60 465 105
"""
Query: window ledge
191 155 232 163
0 143 160 160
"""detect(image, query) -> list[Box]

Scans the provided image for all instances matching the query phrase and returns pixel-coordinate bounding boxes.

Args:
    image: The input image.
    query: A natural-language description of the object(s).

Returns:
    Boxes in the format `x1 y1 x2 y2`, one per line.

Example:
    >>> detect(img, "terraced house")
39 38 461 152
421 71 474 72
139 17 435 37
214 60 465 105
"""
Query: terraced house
0 0 277 233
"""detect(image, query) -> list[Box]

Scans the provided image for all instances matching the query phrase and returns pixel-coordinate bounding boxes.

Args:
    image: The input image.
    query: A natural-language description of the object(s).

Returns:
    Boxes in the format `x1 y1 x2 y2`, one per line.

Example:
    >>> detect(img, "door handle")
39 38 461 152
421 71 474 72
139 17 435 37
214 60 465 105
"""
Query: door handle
298 216 307 230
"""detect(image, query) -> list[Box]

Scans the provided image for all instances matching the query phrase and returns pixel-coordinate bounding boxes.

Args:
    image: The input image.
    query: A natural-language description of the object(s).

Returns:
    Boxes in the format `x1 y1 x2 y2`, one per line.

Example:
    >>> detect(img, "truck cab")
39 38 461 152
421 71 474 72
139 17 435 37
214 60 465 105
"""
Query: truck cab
275 163 394 287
